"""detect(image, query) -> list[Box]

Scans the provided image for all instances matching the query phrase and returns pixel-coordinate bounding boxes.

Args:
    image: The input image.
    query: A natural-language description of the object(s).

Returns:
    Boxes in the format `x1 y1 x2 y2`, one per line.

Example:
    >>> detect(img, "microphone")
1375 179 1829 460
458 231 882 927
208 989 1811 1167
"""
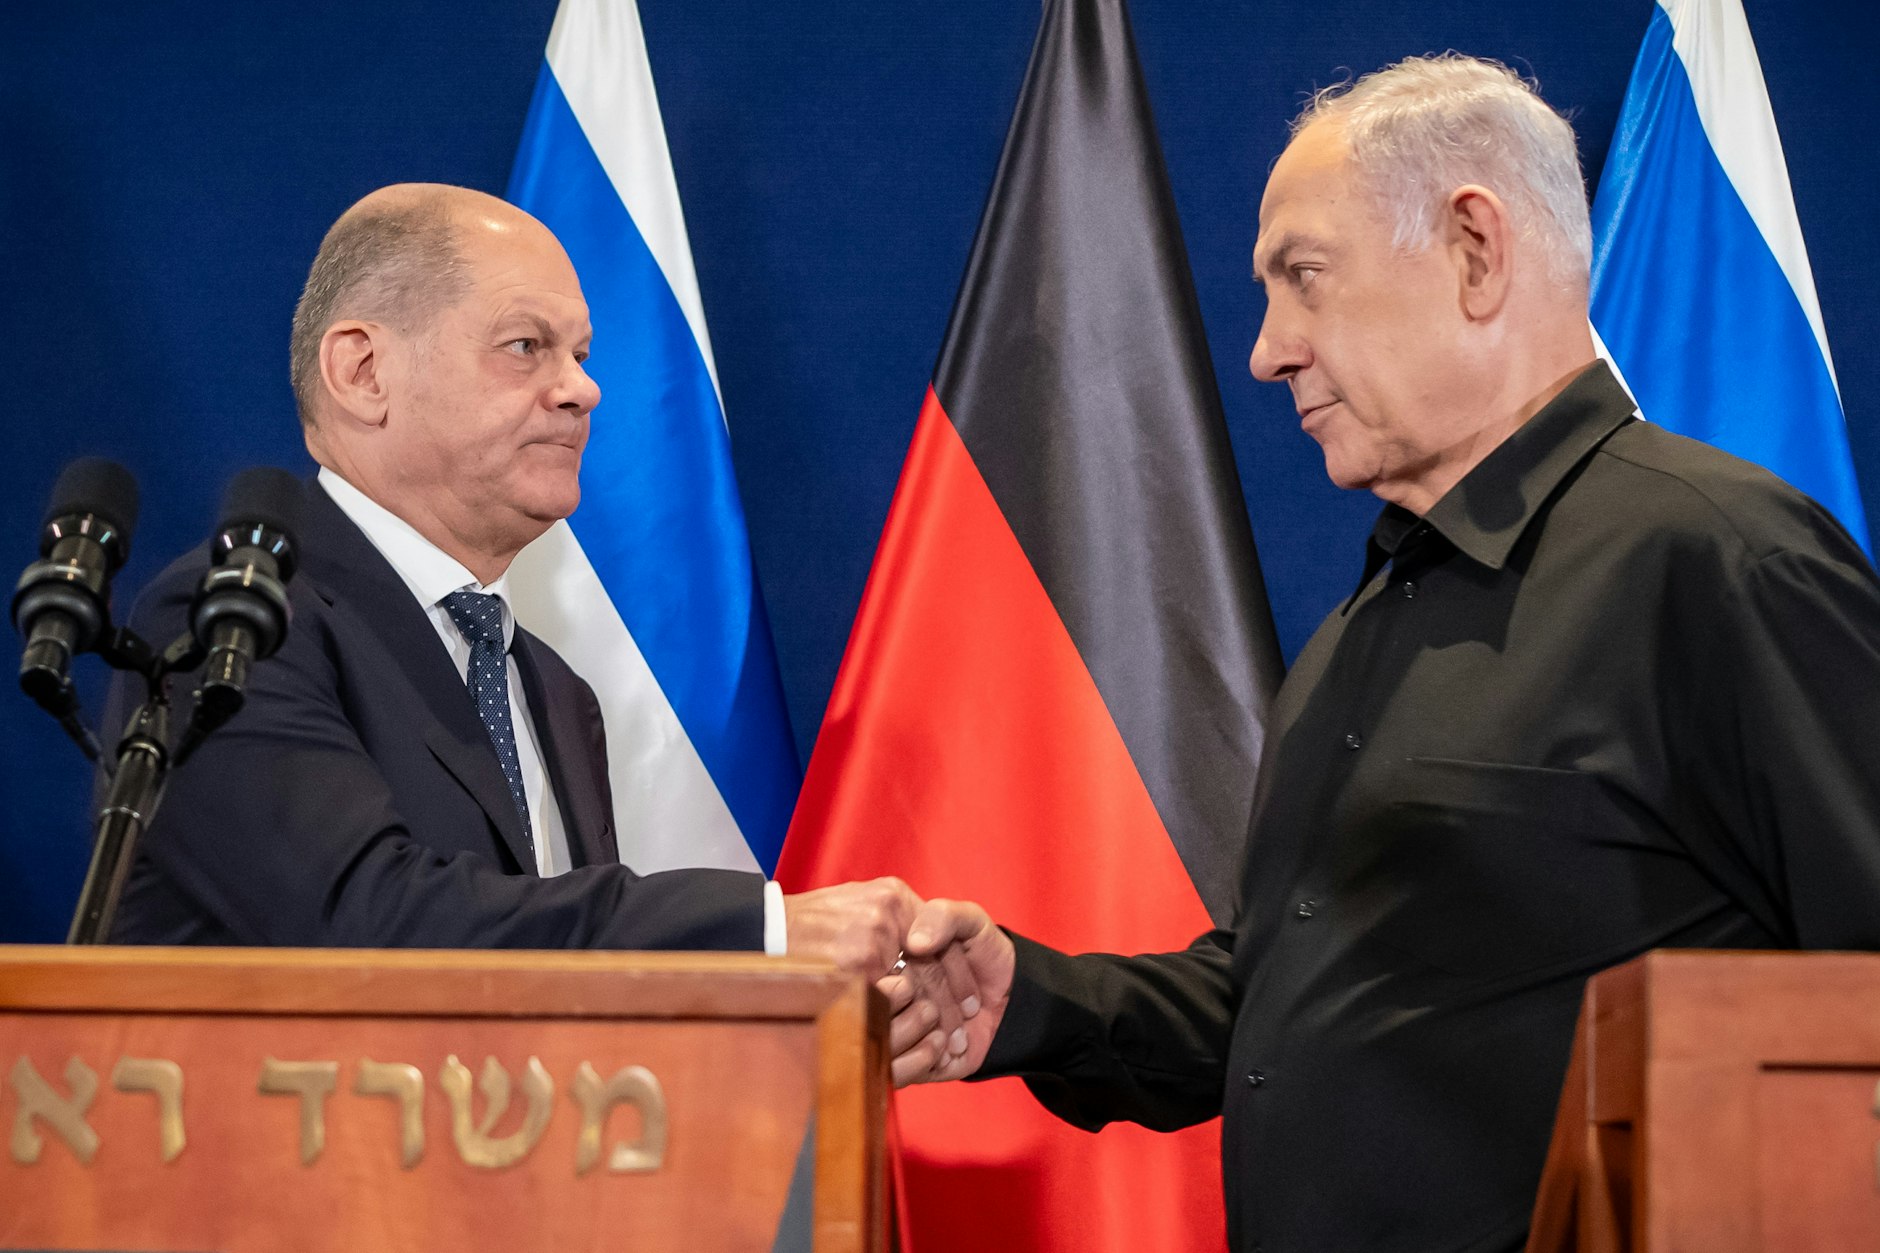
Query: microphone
12 458 140 715
187 467 303 733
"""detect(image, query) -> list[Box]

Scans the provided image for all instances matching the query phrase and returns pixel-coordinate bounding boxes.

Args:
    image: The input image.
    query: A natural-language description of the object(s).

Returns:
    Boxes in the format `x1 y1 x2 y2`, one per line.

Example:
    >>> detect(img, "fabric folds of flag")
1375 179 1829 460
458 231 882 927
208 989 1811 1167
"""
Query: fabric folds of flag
777 0 1283 1248
1591 0 1870 553
504 0 799 874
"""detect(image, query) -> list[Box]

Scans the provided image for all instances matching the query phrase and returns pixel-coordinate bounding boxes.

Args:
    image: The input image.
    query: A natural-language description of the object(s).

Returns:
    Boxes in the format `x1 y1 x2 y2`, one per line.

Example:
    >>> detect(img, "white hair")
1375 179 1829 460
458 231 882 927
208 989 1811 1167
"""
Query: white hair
1293 53 1592 288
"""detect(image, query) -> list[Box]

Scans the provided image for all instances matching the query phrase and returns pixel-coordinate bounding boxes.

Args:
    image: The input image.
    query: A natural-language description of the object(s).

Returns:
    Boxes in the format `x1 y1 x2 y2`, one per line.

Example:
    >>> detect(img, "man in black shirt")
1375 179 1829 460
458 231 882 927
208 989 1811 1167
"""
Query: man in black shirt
882 53 1880 1253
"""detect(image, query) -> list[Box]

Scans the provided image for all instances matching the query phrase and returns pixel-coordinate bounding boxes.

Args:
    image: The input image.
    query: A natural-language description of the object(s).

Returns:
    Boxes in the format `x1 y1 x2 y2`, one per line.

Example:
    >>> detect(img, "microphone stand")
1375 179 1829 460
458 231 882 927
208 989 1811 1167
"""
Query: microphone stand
20 465 298 945
63 628 215 945
67 700 168 944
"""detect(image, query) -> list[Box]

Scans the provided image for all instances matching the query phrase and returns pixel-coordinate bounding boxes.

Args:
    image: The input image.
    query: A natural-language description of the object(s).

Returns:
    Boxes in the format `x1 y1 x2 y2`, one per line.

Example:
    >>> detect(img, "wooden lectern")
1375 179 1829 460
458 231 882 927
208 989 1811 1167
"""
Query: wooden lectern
0 946 888 1252
1527 950 1880 1253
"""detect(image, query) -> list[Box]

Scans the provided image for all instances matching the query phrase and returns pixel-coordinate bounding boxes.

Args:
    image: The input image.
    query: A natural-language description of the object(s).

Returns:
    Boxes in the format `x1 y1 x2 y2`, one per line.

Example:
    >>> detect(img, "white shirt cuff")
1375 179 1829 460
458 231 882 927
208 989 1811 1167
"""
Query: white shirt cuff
762 879 787 956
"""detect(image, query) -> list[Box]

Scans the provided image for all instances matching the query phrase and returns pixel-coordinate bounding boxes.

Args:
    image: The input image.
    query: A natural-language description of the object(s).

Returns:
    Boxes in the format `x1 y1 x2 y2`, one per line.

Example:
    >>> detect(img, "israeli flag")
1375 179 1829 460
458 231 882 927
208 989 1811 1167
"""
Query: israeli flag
504 0 799 874
1591 0 1870 554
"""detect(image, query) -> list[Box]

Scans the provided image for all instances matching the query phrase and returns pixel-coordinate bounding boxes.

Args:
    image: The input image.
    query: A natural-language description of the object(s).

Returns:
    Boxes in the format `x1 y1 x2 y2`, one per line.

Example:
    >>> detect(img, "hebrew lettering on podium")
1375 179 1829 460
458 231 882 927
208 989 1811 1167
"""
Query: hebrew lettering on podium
112 1057 186 1163
257 1058 340 1165
1871 1077 1880 1187
571 1060 668 1174
4 1051 671 1176
440 1054 554 1169
9 1056 100 1165
355 1058 426 1168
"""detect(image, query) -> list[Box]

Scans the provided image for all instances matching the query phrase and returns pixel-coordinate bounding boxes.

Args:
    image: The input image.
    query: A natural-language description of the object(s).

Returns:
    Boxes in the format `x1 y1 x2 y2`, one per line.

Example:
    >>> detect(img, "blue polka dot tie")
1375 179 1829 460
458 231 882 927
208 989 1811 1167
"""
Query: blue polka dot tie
440 590 533 854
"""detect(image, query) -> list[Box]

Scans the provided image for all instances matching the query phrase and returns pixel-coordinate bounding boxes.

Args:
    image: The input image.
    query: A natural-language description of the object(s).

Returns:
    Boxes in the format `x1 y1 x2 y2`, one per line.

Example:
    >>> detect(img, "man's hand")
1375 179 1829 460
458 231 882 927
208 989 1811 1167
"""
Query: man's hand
782 877 922 981
878 898 1014 1086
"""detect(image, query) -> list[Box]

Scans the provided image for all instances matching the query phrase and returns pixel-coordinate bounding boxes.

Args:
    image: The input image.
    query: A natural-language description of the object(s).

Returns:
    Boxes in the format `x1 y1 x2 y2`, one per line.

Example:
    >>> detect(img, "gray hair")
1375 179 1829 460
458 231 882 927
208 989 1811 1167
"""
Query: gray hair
1293 53 1592 287
288 193 471 427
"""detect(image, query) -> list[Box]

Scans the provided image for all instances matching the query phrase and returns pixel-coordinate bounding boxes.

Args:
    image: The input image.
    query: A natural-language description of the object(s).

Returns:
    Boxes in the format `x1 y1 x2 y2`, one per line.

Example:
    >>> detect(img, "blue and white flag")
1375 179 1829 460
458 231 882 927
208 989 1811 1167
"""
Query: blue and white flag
1591 0 1870 554
504 0 799 874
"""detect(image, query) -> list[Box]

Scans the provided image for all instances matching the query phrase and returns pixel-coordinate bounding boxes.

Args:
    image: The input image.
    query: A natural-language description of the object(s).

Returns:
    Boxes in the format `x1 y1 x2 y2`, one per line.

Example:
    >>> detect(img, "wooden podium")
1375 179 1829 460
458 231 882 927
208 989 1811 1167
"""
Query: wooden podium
1527 950 1880 1253
0 946 888 1252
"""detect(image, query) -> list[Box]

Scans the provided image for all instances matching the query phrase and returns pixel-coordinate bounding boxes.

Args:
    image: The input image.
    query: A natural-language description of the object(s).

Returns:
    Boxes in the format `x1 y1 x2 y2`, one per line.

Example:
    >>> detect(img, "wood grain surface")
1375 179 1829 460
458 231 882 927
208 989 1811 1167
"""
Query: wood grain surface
0 946 887 1253
1526 950 1880 1253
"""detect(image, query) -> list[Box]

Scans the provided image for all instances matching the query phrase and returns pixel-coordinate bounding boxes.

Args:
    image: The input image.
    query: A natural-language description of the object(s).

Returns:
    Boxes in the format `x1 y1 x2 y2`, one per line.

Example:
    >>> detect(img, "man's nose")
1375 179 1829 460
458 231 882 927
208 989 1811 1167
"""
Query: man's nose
555 357 602 414
1249 310 1307 383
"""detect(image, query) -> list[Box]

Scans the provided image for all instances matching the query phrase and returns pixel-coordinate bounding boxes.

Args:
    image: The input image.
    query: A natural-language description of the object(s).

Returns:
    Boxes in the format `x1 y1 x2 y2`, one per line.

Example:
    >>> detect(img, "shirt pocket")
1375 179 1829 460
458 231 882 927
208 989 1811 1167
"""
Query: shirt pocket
1342 757 1670 985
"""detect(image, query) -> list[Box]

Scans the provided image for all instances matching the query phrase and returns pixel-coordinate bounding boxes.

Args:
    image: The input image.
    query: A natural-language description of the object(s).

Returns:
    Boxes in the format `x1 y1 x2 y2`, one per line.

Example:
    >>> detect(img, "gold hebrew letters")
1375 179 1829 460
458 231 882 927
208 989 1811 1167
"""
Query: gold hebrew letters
355 1058 426 1168
439 1055 554 1169
1871 1078 1880 1188
571 1060 667 1174
111 1057 186 1162
257 1058 340 1165
6 1053 666 1174
9 1056 100 1165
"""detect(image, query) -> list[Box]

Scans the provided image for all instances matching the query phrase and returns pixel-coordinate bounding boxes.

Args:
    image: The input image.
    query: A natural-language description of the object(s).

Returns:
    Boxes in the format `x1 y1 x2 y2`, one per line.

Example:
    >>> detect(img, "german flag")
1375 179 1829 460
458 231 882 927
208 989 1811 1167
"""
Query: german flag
776 0 1282 1247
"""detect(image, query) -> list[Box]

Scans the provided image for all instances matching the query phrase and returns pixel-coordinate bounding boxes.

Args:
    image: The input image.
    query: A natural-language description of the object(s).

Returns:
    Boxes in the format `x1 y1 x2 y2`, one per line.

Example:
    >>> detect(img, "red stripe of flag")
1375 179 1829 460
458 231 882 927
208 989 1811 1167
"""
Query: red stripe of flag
780 393 1229 1250
783 390 1210 948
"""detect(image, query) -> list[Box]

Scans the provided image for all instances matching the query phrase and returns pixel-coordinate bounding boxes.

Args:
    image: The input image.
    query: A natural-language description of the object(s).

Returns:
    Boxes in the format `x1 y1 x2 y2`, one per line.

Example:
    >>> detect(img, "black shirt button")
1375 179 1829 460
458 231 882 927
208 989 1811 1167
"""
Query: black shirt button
1246 1070 1266 1088
1401 580 1417 599
1343 732 1363 750
1296 900 1316 919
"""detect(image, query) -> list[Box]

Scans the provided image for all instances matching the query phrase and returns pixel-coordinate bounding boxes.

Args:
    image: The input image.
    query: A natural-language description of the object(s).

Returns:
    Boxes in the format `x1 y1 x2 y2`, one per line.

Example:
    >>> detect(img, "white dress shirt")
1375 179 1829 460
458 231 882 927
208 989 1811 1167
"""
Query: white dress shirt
318 469 788 951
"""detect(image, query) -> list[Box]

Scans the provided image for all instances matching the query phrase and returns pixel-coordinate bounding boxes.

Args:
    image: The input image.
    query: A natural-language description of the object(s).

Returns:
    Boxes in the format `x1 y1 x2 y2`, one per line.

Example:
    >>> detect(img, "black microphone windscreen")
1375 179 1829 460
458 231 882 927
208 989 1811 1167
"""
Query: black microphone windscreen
44 457 140 536
216 467 304 544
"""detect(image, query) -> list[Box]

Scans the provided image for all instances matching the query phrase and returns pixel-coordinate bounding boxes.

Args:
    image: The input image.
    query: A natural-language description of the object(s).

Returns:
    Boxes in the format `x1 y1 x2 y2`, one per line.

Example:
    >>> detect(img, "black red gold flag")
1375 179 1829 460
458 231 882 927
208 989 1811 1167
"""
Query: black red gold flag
778 0 1282 1246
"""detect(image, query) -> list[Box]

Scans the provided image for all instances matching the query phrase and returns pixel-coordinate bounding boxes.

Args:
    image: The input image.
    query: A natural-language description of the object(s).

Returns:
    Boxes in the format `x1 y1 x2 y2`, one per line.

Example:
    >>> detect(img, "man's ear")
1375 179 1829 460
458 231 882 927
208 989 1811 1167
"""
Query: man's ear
1445 185 1514 321
318 320 393 429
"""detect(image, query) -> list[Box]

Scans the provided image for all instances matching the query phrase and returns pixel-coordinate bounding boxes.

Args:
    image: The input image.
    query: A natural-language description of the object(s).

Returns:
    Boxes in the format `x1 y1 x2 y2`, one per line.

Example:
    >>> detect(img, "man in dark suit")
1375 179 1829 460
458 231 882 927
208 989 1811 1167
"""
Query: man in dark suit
110 184 969 1023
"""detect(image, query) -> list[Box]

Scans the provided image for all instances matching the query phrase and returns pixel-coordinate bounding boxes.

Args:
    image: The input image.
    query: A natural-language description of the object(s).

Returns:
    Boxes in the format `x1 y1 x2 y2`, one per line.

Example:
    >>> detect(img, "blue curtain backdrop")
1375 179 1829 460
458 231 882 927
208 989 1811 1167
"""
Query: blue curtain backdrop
3 1 1877 940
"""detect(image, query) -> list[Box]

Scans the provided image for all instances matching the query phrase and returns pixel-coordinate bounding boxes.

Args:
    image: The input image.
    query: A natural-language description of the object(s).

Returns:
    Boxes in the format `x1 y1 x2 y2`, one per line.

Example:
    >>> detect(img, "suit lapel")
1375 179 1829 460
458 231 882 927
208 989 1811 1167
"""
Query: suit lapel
299 480 538 874
513 630 618 868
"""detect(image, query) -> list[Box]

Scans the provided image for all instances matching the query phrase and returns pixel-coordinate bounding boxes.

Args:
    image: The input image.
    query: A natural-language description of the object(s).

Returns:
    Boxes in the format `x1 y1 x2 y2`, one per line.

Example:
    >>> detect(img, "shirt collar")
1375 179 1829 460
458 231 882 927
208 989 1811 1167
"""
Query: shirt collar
1343 505 1429 614
316 467 516 648
1341 361 1637 611
1421 360 1638 570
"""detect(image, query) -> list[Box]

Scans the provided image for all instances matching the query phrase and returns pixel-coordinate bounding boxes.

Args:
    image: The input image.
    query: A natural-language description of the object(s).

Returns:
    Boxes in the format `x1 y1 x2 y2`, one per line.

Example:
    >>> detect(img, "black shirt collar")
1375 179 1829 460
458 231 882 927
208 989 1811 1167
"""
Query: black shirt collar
1344 361 1637 610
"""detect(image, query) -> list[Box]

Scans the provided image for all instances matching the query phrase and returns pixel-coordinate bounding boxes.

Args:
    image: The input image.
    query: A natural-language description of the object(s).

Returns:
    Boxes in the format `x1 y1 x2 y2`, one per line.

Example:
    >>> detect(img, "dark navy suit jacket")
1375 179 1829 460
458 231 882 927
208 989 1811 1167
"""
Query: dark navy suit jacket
108 479 765 949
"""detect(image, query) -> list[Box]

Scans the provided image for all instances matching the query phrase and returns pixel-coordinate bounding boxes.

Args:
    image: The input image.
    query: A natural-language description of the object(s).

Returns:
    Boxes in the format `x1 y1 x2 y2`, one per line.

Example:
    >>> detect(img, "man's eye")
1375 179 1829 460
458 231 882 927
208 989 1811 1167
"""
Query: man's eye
505 338 538 356
1293 266 1320 287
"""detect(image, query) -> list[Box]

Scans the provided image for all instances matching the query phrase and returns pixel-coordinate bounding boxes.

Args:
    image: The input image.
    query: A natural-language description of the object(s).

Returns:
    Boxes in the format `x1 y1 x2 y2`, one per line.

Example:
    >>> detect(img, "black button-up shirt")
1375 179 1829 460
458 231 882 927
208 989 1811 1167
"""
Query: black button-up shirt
985 362 1880 1252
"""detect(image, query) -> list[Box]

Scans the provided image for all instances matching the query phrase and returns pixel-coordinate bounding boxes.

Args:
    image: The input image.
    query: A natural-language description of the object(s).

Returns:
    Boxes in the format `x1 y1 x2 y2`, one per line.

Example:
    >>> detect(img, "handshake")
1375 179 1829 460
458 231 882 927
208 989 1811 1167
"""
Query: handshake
782 879 1016 1086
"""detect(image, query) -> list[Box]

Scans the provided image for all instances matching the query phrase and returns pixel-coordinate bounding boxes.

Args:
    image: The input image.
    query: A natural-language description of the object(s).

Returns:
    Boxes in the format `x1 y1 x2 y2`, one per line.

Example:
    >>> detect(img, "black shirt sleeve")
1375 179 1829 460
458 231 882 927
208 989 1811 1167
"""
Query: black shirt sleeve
977 927 1237 1132
1704 536 1880 948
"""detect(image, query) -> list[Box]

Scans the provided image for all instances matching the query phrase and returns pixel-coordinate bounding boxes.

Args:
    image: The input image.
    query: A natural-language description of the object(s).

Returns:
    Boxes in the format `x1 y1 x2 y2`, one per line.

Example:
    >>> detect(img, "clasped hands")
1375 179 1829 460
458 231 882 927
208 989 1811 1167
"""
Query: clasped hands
783 878 1016 1085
